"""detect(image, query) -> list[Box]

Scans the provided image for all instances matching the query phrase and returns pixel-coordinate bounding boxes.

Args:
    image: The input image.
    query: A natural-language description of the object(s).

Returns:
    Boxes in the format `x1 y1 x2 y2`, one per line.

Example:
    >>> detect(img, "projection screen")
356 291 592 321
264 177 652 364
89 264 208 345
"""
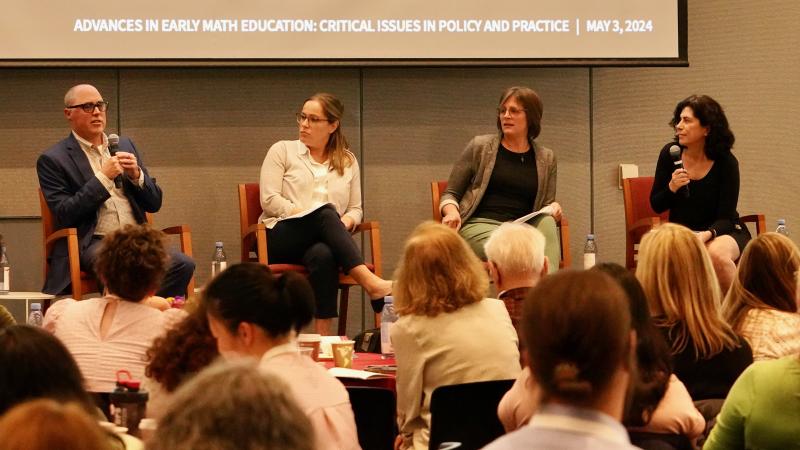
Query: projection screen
1 0 687 66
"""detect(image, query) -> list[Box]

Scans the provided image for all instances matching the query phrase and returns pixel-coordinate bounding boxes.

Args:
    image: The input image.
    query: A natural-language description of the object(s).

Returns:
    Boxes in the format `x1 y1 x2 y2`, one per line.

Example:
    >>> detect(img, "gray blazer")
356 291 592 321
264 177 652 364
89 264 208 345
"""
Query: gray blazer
439 134 557 220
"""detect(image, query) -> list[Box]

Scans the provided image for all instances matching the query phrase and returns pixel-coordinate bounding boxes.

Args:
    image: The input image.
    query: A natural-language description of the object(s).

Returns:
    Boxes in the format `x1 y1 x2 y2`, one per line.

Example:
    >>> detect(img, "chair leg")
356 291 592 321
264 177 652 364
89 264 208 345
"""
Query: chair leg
338 286 350 337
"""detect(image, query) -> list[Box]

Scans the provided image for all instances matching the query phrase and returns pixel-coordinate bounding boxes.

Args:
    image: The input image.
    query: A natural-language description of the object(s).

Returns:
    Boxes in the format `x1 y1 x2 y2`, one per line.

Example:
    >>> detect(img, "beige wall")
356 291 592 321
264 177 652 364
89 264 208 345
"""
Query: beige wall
1 0 798 334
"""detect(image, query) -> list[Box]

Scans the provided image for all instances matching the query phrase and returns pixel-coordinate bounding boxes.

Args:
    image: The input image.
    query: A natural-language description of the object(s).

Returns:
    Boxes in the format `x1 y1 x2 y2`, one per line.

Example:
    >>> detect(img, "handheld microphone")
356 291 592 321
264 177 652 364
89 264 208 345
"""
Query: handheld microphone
669 144 689 198
108 134 123 189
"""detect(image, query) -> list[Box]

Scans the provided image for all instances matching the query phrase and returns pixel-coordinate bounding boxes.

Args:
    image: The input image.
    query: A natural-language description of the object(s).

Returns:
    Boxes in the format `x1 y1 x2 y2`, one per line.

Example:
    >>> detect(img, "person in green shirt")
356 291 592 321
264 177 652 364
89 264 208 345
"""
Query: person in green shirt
703 355 800 449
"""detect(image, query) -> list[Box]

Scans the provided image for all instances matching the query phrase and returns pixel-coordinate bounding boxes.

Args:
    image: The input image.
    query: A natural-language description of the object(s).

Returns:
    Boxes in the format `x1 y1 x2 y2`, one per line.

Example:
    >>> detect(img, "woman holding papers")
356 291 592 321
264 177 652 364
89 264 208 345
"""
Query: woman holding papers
259 93 392 334
203 263 361 450
439 86 561 270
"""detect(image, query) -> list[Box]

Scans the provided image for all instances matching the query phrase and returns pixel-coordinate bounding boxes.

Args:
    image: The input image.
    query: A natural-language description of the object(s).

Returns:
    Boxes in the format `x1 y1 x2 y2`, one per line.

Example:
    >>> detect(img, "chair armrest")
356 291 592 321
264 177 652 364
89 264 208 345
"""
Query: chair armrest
161 224 191 235
44 228 77 246
740 214 766 235
352 222 379 233
629 217 662 234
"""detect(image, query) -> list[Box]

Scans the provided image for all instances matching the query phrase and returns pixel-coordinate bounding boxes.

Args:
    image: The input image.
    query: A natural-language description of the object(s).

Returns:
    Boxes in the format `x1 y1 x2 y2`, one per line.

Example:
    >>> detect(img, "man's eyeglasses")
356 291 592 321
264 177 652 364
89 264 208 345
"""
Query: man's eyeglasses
296 112 329 125
66 101 109 113
497 107 526 117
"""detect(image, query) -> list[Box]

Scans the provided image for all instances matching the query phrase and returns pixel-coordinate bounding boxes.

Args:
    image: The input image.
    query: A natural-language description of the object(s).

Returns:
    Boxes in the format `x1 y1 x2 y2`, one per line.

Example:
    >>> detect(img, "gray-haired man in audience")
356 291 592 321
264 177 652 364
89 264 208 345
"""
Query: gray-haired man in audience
484 222 548 332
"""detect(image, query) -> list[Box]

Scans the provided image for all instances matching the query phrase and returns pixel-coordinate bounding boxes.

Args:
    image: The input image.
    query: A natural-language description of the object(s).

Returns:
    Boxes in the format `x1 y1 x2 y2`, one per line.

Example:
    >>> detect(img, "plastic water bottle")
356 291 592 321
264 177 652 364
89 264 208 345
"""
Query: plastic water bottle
0 240 9 295
27 303 43 327
110 370 149 438
380 296 397 358
776 219 789 236
211 242 227 278
583 234 597 269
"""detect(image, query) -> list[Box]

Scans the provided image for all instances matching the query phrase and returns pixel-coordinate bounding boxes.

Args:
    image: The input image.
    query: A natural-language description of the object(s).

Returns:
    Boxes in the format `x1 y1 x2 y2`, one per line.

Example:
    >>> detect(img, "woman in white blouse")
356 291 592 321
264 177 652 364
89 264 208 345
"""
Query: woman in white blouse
260 93 391 334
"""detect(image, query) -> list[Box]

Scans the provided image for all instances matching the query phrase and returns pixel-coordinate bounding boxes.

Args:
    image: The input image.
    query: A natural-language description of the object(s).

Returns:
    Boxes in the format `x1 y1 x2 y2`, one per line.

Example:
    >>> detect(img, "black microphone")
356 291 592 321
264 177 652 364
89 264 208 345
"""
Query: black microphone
669 144 689 198
108 134 123 189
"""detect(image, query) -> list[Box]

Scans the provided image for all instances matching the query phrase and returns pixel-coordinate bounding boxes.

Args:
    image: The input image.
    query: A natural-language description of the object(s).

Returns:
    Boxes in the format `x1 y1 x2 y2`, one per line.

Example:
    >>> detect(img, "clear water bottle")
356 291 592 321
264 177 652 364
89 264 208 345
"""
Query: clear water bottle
27 303 43 327
380 296 397 358
211 241 227 278
776 219 789 236
583 234 597 269
0 240 9 295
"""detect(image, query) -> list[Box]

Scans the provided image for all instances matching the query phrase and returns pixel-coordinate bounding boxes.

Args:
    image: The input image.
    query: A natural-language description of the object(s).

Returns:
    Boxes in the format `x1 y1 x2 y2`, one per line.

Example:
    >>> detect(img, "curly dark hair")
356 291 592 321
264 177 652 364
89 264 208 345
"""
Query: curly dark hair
94 224 167 302
146 308 219 392
669 94 735 159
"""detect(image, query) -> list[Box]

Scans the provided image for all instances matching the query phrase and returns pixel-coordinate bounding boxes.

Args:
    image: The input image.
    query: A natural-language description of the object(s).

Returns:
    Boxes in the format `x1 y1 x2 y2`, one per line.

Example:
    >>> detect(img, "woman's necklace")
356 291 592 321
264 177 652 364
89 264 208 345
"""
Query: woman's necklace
503 139 530 163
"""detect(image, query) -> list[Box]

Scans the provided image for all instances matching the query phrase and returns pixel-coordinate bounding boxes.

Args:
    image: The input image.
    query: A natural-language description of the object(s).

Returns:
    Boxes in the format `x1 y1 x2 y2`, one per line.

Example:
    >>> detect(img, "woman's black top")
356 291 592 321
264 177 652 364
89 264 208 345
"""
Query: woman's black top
472 144 537 222
659 324 753 400
650 143 743 237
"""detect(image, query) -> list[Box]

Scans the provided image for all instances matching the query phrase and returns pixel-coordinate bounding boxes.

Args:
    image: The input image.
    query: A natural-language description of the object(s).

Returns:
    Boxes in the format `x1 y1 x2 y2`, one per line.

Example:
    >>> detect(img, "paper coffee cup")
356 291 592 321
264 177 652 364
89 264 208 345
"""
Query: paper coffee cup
298 334 322 361
331 340 355 368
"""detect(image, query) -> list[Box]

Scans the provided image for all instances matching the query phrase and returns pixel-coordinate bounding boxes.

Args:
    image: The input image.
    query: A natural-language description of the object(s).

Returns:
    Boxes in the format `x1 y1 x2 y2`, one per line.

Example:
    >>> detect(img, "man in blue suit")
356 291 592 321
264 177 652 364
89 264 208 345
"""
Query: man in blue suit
37 84 195 297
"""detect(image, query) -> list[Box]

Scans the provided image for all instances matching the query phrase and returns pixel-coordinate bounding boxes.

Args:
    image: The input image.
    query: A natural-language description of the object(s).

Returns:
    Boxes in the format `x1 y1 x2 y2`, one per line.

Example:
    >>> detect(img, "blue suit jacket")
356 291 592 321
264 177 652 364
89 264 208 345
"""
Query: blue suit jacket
36 133 162 294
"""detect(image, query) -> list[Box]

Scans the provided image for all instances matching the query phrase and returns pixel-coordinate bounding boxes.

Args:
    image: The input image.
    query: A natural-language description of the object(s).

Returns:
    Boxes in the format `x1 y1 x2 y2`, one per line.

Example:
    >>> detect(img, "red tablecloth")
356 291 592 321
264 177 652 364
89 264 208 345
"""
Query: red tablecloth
324 352 397 392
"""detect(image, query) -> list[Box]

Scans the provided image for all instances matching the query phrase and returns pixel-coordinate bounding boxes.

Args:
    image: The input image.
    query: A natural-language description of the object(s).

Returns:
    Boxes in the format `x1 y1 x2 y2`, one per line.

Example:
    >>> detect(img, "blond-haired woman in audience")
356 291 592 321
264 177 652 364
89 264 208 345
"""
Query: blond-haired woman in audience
723 232 800 360
636 223 752 400
392 222 520 450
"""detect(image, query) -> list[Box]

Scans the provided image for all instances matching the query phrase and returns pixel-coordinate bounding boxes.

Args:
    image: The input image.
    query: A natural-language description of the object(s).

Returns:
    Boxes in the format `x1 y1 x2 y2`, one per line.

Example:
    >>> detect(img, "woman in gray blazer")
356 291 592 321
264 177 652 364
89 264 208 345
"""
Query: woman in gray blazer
439 86 562 270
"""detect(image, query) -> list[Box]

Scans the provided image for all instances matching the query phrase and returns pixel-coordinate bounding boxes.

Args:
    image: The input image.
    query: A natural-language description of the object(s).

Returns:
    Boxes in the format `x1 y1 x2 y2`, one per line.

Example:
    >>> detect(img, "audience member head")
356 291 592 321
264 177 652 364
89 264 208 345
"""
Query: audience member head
202 263 314 359
0 325 94 416
636 223 738 359
0 399 113 450
394 221 488 317
484 222 548 292
522 270 633 417
94 224 167 302
724 232 800 332
0 305 15 330
301 92 352 176
149 360 314 450
146 305 220 393
496 86 544 140
592 263 671 426
669 94 734 159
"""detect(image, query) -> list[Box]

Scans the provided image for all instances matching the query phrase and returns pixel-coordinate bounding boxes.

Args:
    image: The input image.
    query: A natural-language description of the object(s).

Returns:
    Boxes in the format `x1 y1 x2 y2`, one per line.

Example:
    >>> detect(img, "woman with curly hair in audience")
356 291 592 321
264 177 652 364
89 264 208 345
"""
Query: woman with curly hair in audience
45 224 185 392
636 223 753 401
144 305 220 418
392 222 520 450
723 232 800 360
